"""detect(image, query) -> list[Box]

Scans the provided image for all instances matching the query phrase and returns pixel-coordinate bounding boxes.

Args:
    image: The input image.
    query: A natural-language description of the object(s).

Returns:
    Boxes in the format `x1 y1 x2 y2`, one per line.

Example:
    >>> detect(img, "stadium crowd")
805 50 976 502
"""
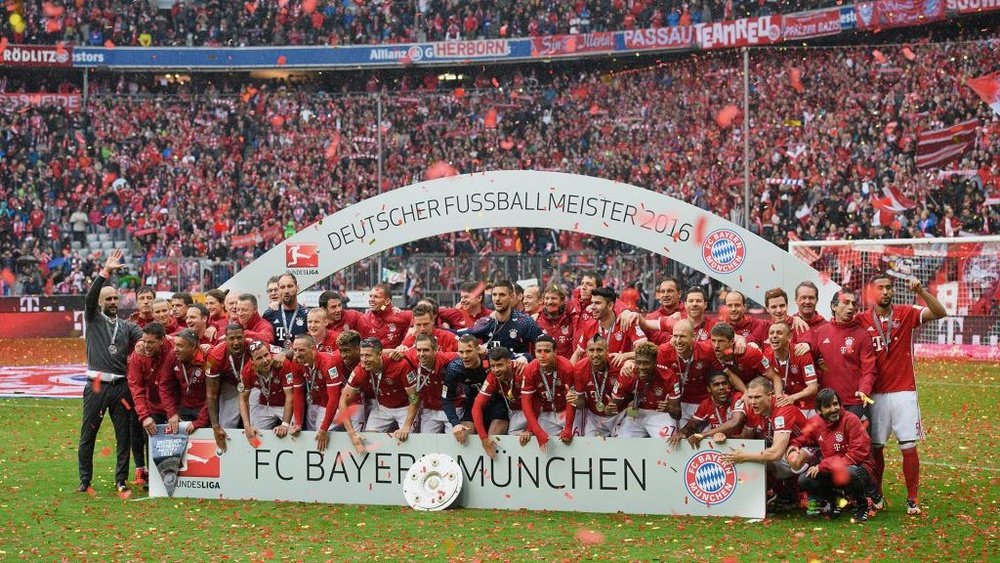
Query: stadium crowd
4 0 841 48
79 250 945 522
2 30 997 296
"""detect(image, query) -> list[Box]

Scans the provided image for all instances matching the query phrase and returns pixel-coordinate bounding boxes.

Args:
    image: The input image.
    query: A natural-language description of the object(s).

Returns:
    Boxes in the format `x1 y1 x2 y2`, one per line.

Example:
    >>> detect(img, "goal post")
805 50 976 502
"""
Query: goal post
787 235 1000 360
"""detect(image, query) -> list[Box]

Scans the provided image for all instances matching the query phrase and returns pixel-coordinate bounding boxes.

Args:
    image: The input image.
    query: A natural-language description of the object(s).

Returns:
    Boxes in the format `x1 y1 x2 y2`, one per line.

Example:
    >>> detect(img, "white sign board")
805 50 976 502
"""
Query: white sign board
221 171 838 316
149 430 766 518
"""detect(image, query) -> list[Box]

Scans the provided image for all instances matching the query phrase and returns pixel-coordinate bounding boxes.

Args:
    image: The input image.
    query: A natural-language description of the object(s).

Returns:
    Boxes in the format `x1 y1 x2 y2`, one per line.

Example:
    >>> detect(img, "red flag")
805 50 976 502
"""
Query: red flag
966 71 1000 116
915 118 978 169
872 50 887 64
872 186 916 213
790 67 804 94
484 108 497 129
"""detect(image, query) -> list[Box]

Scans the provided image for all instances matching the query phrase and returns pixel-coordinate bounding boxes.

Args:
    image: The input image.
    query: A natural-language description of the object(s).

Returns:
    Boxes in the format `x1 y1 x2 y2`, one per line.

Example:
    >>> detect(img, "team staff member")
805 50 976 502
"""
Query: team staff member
203 288 230 336
439 280 492 329
793 281 828 335
77 248 143 494
340 338 419 453
611 342 681 438
170 292 193 326
859 273 946 515
128 286 156 328
534 285 577 358
151 298 180 334
646 277 684 321
236 293 276 344
238 340 305 447
672 372 744 448
263 273 309 348
126 322 171 489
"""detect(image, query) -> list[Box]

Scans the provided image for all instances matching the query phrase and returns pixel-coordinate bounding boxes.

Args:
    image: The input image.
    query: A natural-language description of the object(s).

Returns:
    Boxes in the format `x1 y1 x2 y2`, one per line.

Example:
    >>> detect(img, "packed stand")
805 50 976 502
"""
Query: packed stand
1 35 998 295
4 0 846 48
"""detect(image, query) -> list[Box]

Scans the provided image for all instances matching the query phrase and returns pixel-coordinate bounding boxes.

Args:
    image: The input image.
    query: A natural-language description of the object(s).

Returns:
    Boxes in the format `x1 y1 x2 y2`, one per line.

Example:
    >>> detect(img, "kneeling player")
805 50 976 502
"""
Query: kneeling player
612 342 681 439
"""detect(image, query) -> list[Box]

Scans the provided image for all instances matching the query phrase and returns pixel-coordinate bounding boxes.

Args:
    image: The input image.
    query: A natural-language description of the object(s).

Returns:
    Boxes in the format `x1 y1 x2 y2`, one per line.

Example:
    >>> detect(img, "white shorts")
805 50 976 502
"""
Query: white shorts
507 410 528 434
419 408 464 434
617 409 679 439
306 404 325 431
584 411 625 438
365 402 414 433
217 382 241 428
250 403 285 430
679 402 700 428
534 411 566 436
870 391 924 445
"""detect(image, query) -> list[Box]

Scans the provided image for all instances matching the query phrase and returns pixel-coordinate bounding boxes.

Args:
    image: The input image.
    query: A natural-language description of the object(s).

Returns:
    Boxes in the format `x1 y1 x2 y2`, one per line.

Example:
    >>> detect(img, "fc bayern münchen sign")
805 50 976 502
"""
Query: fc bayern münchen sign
149 430 766 518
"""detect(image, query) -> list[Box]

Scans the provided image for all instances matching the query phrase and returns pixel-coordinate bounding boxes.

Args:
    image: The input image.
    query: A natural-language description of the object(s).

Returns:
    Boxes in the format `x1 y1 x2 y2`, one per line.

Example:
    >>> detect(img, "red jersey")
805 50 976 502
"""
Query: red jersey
360 307 413 349
127 342 172 420
347 356 417 409
610 367 681 410
241 312 275 345
764 346 818 411
645 302 684 321
312 331 339 354
128 311 155 328
240 357 299 408
648 314 715 345
208 312 229 335
158 349 209 425
404 349 459 410
401 328 459 353
791 410 875 477
478 370 523 412
519 356 577 413
691 391 745 435
327 308 370 340
439 306 492 330
574 316 645 356
858 304 925 393
572 357 621 415
717 346 772 387
204 340 249 386
742 396 806 441
730 315 770 345
535 310 577 358
292 351 342 407
802 319 876 407
656 341 717 404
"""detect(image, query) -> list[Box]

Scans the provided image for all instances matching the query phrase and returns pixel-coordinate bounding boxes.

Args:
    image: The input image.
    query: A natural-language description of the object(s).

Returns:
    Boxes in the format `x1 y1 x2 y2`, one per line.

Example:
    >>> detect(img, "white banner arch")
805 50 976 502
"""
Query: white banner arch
221 170 838 313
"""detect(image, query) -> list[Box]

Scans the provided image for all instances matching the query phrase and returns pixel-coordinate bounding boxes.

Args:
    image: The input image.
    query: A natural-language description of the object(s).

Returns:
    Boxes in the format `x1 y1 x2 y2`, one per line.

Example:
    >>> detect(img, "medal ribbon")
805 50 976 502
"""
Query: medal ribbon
591 366 608 406
873 307 893 348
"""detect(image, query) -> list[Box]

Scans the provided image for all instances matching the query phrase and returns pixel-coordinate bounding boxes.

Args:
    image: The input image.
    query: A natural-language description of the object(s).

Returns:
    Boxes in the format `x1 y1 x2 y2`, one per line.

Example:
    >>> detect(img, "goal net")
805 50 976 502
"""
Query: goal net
787 235 1000 360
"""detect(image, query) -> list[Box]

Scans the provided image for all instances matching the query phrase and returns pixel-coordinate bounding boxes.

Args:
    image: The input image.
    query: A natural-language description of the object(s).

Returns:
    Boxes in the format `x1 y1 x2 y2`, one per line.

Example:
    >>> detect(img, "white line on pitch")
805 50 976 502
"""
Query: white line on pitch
921 461 1000 473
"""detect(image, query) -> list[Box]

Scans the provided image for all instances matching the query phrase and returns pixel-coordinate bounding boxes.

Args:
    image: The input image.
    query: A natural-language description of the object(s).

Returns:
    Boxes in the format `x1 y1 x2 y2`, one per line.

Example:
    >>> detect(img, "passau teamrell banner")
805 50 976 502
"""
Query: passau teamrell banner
148 430 766 517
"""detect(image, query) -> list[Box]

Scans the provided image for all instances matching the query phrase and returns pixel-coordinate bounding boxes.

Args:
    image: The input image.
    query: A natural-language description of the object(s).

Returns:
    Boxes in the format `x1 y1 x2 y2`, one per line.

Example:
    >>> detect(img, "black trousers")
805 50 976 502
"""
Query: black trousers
78 378 139 485
798 465 875 504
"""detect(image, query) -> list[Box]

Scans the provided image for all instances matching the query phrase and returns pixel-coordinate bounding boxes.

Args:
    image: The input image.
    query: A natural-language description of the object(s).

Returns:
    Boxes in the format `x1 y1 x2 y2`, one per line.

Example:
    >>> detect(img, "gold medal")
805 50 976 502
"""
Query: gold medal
627 406 638 418
596 401 606 411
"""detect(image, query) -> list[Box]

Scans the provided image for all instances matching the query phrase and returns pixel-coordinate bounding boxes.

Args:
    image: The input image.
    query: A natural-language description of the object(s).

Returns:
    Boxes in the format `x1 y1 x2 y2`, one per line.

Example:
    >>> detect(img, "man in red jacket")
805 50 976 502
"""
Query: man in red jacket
439 280 492 329
534 285 577 358
236 294 275 344
802 290 877 422
126 321 170 489
787 388 879 523
128 286 156 328
723 290 770 346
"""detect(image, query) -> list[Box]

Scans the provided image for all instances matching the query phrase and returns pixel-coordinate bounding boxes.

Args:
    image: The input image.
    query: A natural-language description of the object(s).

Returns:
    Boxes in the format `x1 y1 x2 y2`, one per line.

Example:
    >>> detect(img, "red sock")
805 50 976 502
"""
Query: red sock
872 446 886 489
901 447 920 501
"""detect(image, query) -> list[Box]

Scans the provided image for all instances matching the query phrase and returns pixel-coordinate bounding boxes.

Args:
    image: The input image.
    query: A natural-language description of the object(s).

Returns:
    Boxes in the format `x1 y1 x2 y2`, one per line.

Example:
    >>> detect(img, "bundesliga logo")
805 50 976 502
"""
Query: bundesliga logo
701 229 746 274
179 439 221 478
684 451 738 505
285 243 319 268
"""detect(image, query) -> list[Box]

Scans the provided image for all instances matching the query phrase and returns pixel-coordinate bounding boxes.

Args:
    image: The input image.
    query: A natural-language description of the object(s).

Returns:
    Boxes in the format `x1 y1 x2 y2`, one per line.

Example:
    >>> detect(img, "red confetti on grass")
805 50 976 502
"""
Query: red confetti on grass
262 548 275 559
99 446 112 457
574 529 606 545
118 489 132 501
86 487 97 498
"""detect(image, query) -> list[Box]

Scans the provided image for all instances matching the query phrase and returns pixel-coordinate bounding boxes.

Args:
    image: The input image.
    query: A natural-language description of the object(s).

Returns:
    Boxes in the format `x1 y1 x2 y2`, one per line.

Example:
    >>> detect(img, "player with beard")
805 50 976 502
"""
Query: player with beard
709 322 781 393
440 281 493 329
305 307 338 353
397 303 458 354
472 346 530 459
765 321 819 417
236 293 275 344
340 338 419 453
458 280 543 358
569 335 625 437
263 273 309 348
723 290 770 346
204 324 248 451
441 335 492 444
238 340 305 446
159 329 211 434
858 273 945 515
128 286 156 328
406 333 460 433
788 388 879 522
535 285 578 358
611 342 681 438
203 289 230 336
151 298 180 334
318 290 370 340
802 290 877 422
126 321 170 489
289 334 342 432
77 249 144 493
673 372 744 448
570 287 646 365
361 284 413 348
520 335 580 450
654 319 719 427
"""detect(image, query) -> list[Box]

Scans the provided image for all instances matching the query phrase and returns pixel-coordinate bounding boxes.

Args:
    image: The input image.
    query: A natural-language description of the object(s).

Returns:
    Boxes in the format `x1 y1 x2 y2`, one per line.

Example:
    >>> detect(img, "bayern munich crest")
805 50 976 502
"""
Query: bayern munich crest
684 451 738 505
702 229 746 274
